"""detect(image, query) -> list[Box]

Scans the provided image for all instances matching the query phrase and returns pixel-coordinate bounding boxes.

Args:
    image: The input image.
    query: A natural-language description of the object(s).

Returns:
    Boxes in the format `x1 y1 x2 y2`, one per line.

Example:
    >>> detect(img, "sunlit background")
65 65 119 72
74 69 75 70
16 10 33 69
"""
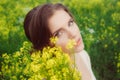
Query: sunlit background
0 0 120 80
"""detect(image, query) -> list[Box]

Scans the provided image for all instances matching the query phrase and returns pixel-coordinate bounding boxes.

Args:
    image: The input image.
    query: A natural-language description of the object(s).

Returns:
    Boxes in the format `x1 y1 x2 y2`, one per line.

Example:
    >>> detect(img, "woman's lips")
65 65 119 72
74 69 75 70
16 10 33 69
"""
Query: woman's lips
75 38 81 47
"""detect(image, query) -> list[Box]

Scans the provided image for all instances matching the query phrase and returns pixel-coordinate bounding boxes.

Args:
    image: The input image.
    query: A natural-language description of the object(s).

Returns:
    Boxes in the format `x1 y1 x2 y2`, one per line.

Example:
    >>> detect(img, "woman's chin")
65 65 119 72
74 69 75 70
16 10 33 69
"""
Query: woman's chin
74 44 84 53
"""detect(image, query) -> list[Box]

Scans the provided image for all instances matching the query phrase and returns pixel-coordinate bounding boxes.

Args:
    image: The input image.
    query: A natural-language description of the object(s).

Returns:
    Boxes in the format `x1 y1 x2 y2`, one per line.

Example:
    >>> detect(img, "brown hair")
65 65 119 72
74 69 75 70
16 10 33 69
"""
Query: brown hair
23 3 73 50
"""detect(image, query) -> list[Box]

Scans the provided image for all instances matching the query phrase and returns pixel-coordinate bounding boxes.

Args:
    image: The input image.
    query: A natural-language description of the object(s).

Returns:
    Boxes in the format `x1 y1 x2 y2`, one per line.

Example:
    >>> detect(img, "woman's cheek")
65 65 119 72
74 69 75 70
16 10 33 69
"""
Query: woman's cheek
56 40 68 52
57 40 66 48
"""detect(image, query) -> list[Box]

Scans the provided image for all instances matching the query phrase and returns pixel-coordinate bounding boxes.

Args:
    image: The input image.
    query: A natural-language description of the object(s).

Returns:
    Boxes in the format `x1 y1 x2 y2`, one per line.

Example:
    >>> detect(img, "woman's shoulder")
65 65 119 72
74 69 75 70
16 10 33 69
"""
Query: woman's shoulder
76 50 90 59
75 50 91 66
75 50 96 80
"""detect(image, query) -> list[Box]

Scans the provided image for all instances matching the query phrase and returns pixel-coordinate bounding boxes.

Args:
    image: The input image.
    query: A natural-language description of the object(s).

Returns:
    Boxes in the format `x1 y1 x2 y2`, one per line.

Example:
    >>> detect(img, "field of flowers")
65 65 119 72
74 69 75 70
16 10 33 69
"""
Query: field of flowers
0 0 120 80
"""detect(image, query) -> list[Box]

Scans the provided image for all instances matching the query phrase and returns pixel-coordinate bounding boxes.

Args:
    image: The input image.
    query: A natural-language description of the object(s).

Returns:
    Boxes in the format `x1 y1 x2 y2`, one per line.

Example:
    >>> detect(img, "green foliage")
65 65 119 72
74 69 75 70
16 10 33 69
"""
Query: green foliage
0 0 46 54
0 41 81 80
0 0 120 80
64 0 120 80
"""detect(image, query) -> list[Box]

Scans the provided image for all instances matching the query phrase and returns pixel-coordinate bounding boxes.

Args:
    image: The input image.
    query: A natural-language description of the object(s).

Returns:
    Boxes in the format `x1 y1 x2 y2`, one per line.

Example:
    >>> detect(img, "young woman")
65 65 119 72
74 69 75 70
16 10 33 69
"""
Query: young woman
23 3 96 80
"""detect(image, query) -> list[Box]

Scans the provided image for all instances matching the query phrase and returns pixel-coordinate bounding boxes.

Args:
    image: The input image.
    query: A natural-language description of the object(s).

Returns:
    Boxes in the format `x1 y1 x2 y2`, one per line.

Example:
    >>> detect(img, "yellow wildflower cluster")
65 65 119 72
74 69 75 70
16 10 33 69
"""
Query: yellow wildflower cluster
50 36 58 44
66 39 76 50
0 41 81 80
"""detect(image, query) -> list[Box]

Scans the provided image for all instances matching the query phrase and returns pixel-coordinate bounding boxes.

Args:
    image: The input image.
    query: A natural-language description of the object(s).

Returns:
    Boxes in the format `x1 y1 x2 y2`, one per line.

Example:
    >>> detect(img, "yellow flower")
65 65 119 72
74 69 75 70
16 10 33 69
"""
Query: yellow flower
42 51 51 61
23 63 32 75
1 41 81 80
50 36 58 44
62 68 69 73
48 69 54 76
104 44 108 48
73 68 81 80
13 51 21 58
30 62 41 73
66 39 76 49
50 75 58 80
31 51 41 62
46 59 56 69
11 76 17 80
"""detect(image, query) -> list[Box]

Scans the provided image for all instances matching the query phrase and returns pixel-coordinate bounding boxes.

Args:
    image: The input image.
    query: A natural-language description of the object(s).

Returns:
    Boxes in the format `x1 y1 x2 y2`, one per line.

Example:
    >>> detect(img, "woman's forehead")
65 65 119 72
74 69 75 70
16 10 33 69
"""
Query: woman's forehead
48 9 71 34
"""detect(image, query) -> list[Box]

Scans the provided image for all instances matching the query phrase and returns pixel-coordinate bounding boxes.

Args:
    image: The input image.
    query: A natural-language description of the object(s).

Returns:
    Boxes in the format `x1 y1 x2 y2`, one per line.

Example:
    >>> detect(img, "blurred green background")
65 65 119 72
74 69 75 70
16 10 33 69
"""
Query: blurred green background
0 0 120 80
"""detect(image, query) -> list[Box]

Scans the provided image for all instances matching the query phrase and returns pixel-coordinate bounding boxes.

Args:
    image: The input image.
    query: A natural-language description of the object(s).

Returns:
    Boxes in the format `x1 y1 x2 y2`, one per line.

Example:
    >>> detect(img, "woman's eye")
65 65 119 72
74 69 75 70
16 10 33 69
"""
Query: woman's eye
54 31 63 37
68 19 74 27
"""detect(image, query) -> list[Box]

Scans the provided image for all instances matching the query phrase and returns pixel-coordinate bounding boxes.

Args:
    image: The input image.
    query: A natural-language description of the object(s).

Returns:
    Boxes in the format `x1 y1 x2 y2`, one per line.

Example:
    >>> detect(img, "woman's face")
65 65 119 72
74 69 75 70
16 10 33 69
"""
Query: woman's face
48 9 84 53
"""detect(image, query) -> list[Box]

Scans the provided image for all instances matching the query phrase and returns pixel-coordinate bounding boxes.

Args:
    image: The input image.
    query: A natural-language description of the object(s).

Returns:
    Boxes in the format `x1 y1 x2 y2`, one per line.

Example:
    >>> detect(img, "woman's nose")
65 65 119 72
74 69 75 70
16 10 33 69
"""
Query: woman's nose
67 28 76 39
